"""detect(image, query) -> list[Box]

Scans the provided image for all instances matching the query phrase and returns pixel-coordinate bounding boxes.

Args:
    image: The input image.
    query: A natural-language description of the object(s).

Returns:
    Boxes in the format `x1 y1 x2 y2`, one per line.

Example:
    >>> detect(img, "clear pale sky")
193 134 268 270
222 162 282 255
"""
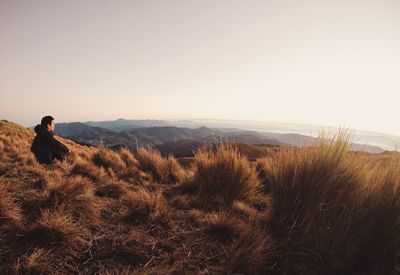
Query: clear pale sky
1 0 400 135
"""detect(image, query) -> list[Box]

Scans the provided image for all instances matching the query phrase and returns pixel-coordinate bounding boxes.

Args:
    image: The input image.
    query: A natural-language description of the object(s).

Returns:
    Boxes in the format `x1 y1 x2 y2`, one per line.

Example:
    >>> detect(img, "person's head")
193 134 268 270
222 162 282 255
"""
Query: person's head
41 116 55 132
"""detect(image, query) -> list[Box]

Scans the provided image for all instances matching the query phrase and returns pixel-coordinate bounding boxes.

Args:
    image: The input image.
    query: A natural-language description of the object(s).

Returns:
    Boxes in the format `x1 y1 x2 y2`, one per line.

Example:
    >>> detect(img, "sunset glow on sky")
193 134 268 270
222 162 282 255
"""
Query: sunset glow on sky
1 0 400 135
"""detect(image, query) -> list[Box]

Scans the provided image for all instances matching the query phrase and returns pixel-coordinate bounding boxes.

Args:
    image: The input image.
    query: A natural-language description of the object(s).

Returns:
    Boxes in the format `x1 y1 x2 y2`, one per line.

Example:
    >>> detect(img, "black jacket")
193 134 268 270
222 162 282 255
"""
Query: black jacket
31 125 69 164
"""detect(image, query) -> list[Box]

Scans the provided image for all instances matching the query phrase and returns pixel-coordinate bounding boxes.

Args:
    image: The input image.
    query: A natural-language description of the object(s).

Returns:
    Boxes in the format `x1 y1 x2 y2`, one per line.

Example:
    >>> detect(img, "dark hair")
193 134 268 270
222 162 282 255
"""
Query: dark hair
41 116 54 127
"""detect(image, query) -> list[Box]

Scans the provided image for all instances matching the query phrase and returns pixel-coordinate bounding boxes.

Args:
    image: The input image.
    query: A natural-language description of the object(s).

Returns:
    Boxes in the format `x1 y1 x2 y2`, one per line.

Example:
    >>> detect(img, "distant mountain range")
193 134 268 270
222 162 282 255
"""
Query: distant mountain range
78 118 400 151
84 119 171 132
52 119 386 155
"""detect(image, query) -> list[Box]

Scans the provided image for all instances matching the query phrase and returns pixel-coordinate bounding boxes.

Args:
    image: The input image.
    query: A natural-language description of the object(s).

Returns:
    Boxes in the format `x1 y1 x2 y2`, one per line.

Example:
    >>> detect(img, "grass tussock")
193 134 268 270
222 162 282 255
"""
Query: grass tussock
23 209 89 252
119 147 139 166
135 147 186 184
91 147 147 183
228 228 273 274
231 200 260 221
191 143 261 207
71 157 108 182
95 181 128 199
45 175 100 224
259 134 362 232
120 189 154 224
353 162 400 274
204 211 241 242
92 147 127 173
118 188 171 225
256 133 400 274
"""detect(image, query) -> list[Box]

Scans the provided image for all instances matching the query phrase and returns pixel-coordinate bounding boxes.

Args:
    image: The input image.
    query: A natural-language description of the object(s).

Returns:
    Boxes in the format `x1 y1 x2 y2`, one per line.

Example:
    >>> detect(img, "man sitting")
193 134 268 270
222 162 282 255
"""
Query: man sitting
31 116 70 164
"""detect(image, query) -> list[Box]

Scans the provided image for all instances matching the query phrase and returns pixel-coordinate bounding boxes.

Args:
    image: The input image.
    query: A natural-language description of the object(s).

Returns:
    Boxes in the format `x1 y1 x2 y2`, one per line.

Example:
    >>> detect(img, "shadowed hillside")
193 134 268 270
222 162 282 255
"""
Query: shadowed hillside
1 119 400 274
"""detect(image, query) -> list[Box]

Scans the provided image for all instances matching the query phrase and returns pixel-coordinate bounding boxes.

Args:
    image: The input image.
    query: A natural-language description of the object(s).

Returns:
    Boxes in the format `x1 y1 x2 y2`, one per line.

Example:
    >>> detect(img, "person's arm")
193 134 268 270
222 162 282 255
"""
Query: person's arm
43 132 70 153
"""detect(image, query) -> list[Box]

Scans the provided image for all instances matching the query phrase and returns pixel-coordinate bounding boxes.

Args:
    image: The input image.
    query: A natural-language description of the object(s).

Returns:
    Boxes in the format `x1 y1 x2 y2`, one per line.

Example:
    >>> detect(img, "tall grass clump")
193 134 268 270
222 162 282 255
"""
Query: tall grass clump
117 147 148 183
92 147 127 173
257 133 400 274
135 147 185 184
71 156 108 182
23 209 89 253
228 228 273 274
119 147 139 167
191 143 260 207
204 211 241 242
45 175 100 224
95 181 128 199
91 147 146 183
259 133 359 230
118 188 156 225
352 162 400 274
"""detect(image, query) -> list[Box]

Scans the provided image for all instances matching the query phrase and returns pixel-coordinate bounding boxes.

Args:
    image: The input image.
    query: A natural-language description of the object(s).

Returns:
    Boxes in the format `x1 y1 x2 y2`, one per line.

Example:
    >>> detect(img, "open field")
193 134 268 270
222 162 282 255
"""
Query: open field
1 120 400 274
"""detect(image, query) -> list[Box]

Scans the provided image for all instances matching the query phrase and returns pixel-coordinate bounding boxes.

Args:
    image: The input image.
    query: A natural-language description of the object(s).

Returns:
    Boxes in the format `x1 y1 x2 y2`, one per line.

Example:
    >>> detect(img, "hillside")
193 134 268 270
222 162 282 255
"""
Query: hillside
1 120 400 274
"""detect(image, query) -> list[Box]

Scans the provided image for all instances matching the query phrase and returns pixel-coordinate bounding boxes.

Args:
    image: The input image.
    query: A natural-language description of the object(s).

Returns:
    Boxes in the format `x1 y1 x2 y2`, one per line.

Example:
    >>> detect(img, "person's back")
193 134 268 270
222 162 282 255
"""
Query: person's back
31 116 70 164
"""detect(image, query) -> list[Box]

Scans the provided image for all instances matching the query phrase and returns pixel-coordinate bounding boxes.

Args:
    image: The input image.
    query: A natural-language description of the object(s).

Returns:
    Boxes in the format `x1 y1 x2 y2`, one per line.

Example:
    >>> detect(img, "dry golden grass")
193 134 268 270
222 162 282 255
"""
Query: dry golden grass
2 119 400 274
45 175 100 225
231 200 260 220
17 210 90 274
24 248 56 274
93 146 128 173
256 134 400 274
0 181 23 231
228 227 273 274
118 188 157 225
204 211 241 242
71 156 109 182
135 147 186 184
191 143 261 208
95 181 129 199
119 147 139 166
25 209 89 251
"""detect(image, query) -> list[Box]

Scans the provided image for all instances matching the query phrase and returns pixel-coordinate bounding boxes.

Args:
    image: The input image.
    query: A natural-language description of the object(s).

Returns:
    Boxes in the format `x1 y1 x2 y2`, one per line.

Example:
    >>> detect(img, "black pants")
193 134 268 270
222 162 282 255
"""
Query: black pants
35 149 68 164
53 150 68 162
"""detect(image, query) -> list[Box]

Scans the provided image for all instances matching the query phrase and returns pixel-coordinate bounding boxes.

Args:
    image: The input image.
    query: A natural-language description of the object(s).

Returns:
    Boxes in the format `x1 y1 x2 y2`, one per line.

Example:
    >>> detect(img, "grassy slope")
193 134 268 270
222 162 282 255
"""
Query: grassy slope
1 120 400 274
